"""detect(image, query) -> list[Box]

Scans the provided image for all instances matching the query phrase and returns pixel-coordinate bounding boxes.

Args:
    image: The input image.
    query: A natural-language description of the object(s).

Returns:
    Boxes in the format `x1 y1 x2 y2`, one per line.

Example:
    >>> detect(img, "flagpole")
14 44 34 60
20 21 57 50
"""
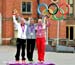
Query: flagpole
56 20 60 50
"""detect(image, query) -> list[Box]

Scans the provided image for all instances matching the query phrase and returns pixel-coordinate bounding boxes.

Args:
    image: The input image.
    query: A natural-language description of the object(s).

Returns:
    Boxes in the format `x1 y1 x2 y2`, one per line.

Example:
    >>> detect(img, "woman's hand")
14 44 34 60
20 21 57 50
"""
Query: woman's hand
13 9 18 15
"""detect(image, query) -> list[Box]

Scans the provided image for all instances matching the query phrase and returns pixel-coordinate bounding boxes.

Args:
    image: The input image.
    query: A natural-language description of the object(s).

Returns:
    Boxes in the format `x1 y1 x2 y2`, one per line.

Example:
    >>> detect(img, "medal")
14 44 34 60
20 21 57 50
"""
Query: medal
31 33 33 35
29 24 34 35
21 24 25 38
37 24 42 35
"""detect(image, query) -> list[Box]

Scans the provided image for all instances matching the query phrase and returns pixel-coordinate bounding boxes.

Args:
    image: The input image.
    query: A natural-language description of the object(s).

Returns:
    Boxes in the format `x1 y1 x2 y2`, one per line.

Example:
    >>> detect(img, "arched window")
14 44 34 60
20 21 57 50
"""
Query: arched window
66 0 74 17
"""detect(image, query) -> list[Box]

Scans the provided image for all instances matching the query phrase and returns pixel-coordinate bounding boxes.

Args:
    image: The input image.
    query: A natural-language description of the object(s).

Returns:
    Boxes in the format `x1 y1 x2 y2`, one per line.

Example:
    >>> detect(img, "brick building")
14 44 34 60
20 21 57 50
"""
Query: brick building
0 0 75 46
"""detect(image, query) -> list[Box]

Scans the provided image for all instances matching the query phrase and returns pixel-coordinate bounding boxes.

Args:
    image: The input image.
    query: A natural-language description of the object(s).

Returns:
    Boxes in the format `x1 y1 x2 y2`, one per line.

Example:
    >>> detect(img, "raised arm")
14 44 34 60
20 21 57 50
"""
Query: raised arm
13 14 19 26
27 17 31 24
12 9 19 26
42 17 47 29
43 17 50 27
25 17 33 25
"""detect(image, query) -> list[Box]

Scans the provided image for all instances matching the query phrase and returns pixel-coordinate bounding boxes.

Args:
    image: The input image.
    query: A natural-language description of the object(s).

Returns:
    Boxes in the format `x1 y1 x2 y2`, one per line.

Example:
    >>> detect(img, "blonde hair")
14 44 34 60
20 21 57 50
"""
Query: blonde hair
38 19 42 22
21 18 25 23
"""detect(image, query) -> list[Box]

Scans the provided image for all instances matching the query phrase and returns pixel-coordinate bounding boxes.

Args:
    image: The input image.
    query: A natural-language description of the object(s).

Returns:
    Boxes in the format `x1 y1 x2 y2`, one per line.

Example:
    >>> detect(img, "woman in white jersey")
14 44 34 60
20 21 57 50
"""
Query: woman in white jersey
12 10 27 63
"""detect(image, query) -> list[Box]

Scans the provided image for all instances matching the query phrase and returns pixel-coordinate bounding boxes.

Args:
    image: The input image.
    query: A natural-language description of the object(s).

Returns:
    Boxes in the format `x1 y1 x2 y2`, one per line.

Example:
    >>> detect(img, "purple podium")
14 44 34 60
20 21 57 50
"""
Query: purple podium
8 63 28 65
34 62 55 65
7 61 55 65
6 61 28 65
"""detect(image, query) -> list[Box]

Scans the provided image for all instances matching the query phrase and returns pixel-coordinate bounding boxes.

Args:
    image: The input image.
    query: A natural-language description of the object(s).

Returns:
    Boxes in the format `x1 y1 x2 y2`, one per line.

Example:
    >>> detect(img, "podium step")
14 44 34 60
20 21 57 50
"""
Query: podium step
7 62 55 65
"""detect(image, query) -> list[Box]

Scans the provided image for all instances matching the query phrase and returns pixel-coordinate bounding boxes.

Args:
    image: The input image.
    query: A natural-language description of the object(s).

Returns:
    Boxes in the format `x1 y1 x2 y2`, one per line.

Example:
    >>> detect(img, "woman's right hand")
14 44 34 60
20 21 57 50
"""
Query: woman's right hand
13 9 18 15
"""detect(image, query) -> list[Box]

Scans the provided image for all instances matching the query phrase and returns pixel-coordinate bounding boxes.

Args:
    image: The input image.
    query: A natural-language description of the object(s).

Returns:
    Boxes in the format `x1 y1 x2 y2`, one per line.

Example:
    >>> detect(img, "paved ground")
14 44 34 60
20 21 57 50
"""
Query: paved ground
0 46 75 65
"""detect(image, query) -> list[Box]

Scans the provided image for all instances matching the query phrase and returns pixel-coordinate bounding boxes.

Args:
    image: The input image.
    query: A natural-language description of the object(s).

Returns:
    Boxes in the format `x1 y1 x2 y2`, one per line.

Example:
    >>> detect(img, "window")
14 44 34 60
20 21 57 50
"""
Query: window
22 2 32 14
66 26 74 40
66 27 68 38
66 0 74 17
70 27 73 40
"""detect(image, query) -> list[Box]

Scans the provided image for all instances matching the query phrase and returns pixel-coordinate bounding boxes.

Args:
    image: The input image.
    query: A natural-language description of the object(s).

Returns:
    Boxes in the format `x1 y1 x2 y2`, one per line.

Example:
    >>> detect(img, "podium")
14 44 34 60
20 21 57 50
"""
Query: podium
7 61 55 65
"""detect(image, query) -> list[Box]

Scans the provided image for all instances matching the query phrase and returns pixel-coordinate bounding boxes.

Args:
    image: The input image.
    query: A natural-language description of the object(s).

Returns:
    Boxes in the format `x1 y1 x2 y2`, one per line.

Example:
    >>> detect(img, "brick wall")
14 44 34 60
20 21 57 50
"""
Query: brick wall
48 19 66 38
0 0 2 13
2 0 14 45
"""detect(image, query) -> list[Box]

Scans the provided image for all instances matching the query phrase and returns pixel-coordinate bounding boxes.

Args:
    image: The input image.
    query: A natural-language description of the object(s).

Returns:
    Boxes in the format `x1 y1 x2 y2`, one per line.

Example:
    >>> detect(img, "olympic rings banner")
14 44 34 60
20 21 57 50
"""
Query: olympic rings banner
37 2 70 20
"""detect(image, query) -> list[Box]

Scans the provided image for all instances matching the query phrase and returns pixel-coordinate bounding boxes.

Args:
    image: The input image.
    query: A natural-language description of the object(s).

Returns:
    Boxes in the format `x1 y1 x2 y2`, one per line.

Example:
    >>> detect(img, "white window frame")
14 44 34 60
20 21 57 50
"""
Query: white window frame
21 1 32 14
66 25 75 41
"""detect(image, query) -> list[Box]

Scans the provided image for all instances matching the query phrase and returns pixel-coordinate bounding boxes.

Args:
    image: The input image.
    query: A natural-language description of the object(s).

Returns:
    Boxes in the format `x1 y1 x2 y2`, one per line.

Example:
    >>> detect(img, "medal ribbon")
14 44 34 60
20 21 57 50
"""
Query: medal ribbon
21 24 25 33
37 24 42 34
30 24 34 33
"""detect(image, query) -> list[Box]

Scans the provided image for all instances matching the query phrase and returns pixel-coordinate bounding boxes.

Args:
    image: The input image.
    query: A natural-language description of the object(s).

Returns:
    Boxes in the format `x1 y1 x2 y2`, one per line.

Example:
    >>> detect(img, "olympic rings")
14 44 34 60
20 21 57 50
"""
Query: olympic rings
48 9 53 14
37 2 70 20
42 9 49 16
51 0 59 3
37 3 48 15
52 8 64 20
42 9 53 18
48 3 58 15
59 3 70 15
